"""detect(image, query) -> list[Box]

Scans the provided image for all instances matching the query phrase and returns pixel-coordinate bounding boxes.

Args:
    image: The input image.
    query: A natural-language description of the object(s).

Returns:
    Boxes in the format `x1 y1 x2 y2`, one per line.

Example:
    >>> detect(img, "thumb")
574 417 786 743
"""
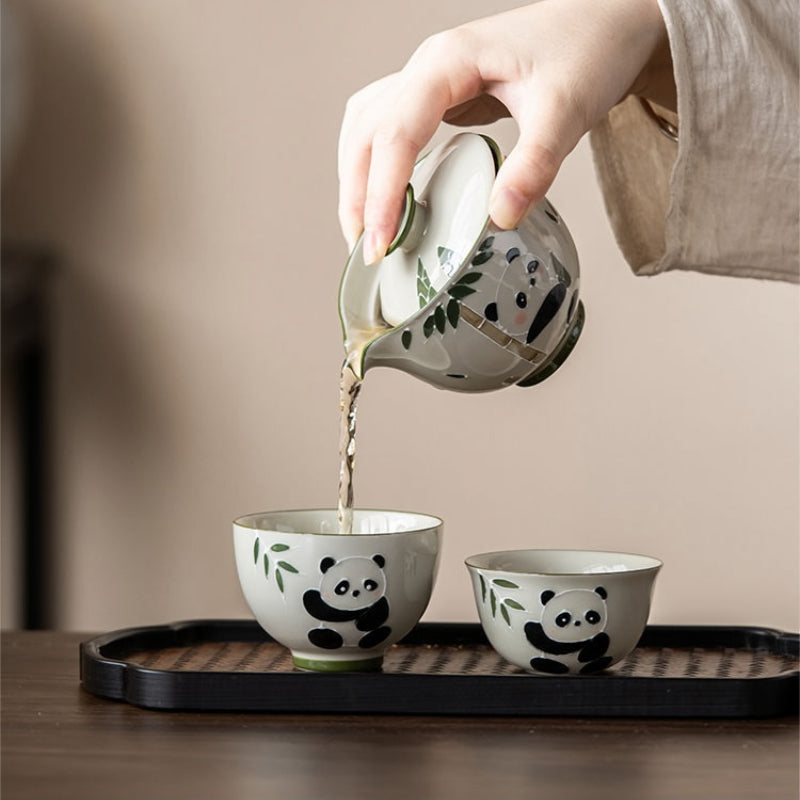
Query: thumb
488 103 585 229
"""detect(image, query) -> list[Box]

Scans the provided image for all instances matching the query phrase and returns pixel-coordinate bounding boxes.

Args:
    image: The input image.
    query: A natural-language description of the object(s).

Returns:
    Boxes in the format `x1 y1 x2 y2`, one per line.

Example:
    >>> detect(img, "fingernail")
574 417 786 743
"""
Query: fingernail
363 230 377 265
489 187 529 230
363 229 388 266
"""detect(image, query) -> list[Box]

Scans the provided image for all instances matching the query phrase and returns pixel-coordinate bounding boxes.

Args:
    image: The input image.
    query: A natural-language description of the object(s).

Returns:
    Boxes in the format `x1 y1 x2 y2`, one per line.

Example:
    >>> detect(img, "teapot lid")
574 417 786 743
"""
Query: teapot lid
378 133 501 326
339 133 501 361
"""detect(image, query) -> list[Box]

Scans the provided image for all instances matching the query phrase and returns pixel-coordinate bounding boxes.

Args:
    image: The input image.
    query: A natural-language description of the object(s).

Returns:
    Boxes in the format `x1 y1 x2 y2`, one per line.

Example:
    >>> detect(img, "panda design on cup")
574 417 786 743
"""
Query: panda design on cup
524 587 614 675
302 554 392 651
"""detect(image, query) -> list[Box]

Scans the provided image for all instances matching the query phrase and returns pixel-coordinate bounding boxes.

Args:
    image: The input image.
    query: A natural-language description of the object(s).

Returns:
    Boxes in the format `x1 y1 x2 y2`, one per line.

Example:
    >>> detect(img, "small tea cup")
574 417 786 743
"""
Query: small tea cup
465 549 662 675
234 509 442 671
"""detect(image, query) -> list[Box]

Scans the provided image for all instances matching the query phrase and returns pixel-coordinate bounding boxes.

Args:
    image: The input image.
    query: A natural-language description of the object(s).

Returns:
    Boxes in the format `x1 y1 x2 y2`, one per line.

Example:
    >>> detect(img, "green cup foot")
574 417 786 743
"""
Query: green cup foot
292 654 384 672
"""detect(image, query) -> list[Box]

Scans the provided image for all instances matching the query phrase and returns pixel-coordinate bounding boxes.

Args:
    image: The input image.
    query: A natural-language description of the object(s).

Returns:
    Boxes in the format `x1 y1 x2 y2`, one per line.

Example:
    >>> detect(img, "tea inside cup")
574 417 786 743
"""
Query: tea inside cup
234 509 442 672
465 549 662 675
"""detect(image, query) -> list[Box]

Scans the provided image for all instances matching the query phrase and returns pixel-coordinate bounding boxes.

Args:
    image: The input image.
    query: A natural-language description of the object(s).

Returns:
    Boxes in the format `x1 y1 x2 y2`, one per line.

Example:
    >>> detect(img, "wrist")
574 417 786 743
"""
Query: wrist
627 0 676 112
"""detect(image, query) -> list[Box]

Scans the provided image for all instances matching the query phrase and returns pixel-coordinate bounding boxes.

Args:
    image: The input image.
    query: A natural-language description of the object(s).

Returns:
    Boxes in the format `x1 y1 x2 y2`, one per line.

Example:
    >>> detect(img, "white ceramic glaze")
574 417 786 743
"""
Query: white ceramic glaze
465 550 662 675
339 132 584 392
234 509 442 671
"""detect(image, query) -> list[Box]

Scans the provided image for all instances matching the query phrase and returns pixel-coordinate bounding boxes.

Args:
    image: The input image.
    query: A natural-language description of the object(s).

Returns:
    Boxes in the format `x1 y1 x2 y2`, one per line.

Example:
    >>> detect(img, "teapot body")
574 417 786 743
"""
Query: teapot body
339 134 584 392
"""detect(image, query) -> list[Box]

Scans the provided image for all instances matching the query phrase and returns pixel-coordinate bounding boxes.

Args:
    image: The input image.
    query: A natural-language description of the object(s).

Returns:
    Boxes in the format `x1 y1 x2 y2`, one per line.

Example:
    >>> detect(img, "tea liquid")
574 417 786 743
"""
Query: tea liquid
337 317 391 533
337 357 362 534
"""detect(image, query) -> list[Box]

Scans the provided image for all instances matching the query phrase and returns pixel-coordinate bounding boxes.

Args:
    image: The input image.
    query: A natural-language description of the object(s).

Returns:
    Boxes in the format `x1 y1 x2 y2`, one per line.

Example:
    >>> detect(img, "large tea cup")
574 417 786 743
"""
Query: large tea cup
466 549 662 675
234 509 442 671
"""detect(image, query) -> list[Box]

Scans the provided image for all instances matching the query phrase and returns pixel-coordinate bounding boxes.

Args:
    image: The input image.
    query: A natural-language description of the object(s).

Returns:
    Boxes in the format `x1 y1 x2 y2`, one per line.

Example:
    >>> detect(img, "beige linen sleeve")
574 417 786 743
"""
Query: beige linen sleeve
589 0 799 283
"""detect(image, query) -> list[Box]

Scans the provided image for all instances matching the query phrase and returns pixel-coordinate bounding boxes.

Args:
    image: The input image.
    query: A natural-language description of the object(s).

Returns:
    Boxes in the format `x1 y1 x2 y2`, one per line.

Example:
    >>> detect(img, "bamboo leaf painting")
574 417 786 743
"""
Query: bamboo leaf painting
434 304 446 334
476 570 525 621
256 542 296 595
417 258 437 308
446 298 460 329
401 255 485 348
448 284 476 300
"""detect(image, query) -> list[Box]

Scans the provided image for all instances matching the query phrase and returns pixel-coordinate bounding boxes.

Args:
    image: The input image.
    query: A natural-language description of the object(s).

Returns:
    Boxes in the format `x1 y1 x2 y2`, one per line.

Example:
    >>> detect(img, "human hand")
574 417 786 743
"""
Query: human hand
338 0 673 264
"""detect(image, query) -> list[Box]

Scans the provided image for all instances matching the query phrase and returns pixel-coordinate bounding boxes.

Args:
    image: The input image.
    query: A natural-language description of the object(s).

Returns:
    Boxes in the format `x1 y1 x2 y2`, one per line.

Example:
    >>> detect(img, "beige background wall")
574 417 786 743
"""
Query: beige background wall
2 0 797 632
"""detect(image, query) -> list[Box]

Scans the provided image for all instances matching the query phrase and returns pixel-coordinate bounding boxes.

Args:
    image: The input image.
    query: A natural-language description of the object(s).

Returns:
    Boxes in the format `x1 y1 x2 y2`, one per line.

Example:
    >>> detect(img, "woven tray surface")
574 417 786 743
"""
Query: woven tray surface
123 640 798 679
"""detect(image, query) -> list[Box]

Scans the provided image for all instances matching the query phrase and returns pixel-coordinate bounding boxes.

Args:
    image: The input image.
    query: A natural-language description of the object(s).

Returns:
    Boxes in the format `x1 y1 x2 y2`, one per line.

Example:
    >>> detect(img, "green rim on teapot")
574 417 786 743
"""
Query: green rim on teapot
339 132 584 393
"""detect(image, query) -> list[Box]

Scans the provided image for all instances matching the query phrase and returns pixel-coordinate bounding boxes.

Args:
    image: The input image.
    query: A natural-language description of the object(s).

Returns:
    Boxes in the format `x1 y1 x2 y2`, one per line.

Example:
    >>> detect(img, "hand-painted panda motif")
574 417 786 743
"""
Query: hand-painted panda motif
524 587 613 674
482 234 573 347
302 555 391 650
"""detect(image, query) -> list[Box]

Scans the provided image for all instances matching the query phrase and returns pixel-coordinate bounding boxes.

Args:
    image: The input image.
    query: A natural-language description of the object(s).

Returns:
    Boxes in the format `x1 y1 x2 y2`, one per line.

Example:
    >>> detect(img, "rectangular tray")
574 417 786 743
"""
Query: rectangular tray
80 620 799 718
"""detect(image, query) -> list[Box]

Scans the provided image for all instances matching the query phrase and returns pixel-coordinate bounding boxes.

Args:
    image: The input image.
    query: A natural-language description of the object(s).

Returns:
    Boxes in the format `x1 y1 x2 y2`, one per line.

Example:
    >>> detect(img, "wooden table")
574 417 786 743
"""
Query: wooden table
2 631 798 800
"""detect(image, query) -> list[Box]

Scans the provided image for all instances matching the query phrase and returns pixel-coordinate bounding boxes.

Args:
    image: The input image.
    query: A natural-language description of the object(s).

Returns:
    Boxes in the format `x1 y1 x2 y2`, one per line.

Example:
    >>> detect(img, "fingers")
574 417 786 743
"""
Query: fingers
338 30 482 263
337 139 370 256
340 77 585 248
488 85 587 229
340 89 434 265
338 75 393 253
361 130 421 265
489 134 563 230
338 75 427 262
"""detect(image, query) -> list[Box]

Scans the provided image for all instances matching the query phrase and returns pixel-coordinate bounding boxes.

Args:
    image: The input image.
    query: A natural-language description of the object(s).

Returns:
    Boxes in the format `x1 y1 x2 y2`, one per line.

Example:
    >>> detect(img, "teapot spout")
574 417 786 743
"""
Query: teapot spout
339 231 393 379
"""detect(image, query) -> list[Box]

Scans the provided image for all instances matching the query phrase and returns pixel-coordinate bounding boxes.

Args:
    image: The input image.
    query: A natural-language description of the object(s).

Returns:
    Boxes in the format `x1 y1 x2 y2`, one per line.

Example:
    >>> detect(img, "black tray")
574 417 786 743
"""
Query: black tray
80 620 799 718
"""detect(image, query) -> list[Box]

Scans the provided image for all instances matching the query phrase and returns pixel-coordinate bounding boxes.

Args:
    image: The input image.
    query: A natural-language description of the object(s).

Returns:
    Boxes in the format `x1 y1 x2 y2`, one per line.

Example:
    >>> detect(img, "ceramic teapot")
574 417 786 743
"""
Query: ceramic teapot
339 133 584 392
